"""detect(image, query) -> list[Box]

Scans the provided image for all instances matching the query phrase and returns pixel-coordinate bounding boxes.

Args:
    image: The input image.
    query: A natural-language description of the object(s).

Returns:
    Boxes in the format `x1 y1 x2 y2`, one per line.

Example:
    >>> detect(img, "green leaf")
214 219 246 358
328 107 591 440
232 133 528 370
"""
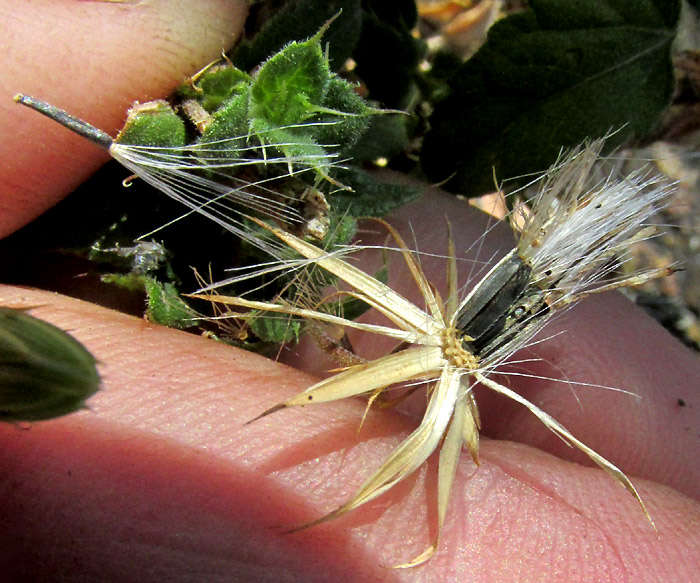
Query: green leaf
421 0 680 195
331 168 422 217
0 308 100 422
243 26 382 182
347 113 410 162
233 0 363 71
352 0 422 108
250 32 329 127
248 312 302 344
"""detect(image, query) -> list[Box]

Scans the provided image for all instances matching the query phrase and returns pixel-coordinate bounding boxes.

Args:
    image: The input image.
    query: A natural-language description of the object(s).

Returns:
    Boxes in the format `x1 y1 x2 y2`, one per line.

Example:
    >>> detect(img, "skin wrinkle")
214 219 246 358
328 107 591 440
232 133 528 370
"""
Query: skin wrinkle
517 469 629 581
480 447 595 524
440 461 630 583
492 459 627 579
497 298 700 499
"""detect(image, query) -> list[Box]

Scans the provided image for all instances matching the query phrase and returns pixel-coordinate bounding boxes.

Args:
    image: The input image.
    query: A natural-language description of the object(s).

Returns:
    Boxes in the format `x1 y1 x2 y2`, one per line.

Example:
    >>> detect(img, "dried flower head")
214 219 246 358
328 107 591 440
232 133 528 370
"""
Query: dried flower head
193 140 675 567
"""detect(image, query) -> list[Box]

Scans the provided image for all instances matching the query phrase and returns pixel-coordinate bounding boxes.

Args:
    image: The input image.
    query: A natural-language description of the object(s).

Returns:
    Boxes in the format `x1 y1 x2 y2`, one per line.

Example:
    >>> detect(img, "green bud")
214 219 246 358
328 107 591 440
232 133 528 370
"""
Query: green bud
249 32 329 128
311 75 372 155
251 118 331 172
143 278 198 329
0 307 101 422
115 101 187 147
179 64 251 113
197 89 251 161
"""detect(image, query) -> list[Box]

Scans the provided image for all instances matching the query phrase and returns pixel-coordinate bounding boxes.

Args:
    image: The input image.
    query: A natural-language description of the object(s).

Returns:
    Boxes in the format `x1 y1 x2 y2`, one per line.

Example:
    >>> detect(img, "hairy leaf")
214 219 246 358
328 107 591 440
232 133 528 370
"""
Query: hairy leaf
233 0 363 71
331 169 422 217
421 0 680 195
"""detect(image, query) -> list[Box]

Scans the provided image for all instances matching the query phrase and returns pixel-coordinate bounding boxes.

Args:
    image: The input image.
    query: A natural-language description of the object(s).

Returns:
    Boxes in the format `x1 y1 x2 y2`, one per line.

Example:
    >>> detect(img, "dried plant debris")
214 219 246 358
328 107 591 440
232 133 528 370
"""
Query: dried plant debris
193 140 674 566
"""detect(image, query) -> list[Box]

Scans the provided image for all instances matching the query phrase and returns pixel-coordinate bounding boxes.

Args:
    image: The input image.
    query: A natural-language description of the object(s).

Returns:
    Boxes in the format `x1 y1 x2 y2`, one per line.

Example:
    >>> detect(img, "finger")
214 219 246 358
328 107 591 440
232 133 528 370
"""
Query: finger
0 0 248 238
1 285 699 581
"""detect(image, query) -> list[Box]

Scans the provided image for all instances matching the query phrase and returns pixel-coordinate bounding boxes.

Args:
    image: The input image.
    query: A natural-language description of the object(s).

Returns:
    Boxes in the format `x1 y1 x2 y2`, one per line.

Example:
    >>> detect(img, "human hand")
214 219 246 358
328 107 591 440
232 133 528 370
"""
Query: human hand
1 2 700 581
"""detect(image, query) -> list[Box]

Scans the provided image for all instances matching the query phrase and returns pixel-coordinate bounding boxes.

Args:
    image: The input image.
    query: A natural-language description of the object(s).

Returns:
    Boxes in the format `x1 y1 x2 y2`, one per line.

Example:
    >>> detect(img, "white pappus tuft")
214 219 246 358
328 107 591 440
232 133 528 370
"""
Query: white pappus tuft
517 141 674 302
108 128 343 253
